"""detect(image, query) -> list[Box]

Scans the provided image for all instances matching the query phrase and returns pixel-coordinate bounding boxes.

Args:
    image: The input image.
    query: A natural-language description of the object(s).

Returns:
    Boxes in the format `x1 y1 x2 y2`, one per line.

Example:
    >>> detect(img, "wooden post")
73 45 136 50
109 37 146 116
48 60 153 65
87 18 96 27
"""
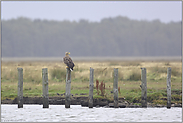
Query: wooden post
17 68 23 108
167 67 171 109
42 68 49 108
65 68 71 108
141 68 147 108
113 68 118 108
89 67 94 108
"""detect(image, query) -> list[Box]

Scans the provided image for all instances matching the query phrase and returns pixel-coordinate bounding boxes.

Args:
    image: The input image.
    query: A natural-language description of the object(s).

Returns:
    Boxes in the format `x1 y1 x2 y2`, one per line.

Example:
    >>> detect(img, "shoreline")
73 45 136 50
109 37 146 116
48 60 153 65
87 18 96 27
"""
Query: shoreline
1 97 182 108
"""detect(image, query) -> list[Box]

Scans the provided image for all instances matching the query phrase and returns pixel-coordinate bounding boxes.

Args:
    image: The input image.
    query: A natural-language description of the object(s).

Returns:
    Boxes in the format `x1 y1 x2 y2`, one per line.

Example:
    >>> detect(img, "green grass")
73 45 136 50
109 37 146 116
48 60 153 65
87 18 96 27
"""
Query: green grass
126 70 141 81
50 68 66 82
1 81 182 105
1 61 182 105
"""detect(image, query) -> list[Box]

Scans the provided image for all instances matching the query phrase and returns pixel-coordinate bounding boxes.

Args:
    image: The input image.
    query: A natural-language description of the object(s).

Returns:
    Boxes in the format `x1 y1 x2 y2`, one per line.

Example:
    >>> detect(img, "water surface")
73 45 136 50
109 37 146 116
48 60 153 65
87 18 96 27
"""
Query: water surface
1 105 182 122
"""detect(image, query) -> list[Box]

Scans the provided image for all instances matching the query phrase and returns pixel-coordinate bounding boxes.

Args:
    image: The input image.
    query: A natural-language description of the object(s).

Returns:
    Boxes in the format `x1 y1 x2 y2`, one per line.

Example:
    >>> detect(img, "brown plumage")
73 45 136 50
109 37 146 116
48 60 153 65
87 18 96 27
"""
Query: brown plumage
63 52 75 71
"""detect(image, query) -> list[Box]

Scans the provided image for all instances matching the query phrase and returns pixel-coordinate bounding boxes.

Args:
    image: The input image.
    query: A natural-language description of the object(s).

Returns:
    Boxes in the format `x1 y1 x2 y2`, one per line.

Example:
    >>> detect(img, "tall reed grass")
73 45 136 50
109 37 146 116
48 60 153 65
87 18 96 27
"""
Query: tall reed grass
1 61 181 83
1 61 182 104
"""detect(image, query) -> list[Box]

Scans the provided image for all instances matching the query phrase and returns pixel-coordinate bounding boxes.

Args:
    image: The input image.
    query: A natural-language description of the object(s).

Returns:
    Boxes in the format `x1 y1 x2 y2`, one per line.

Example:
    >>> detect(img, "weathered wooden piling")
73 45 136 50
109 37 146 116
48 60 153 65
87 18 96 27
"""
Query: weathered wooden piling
42 68 49 108
141 68 147 108
65 68 71 108
89 67 94 108
17 68 23 108
167 67 171 109
113 68 118 108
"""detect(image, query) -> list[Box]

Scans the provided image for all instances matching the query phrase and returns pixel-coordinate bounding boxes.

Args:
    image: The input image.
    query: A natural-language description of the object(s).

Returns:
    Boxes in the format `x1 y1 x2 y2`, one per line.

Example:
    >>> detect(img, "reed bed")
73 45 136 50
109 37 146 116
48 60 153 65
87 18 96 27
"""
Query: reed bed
1 61 182 105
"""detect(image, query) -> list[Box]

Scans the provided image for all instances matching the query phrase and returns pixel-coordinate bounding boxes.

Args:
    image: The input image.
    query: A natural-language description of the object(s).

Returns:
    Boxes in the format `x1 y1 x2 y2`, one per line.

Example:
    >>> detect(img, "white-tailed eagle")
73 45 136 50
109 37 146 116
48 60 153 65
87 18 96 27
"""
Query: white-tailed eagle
63 52 75 71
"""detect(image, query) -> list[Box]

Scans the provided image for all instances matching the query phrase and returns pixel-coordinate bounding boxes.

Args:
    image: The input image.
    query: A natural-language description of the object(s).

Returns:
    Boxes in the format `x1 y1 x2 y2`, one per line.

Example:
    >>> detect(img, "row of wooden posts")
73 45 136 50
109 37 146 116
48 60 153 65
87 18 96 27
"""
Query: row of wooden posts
17 67 172 109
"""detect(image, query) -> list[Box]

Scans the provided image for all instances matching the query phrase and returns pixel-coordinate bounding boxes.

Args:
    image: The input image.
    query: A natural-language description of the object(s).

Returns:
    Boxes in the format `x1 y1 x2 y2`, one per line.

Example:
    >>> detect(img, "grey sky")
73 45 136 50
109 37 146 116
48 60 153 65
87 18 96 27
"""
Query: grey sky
1 1 182 23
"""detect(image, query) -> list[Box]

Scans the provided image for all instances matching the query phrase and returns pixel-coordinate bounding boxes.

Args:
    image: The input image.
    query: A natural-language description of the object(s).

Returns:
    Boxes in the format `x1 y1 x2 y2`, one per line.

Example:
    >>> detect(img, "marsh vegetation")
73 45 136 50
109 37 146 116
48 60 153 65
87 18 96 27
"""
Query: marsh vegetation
1 61 182 105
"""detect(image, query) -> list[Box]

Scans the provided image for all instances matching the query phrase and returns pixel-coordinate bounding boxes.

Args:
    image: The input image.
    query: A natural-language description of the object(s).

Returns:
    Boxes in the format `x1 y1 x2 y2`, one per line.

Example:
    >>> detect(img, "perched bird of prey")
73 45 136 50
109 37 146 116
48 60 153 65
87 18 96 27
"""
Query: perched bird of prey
63 52 75 71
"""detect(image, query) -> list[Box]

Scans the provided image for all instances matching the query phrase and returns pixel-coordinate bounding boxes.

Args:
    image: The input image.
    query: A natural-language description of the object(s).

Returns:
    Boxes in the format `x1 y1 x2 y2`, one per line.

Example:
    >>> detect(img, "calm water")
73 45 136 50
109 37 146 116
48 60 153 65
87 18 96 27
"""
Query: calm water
1 105 182 122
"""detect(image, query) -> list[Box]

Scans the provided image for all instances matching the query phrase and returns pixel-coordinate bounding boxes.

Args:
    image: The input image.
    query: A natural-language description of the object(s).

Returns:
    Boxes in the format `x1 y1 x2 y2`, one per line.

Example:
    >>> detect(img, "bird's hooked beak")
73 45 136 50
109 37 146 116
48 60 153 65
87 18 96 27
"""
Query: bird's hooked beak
68 52 70 54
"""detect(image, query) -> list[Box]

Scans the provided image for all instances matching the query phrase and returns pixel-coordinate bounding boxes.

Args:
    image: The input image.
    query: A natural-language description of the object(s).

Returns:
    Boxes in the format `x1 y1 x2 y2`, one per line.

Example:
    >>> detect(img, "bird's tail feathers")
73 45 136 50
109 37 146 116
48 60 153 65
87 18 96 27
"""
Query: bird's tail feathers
70 68 73 71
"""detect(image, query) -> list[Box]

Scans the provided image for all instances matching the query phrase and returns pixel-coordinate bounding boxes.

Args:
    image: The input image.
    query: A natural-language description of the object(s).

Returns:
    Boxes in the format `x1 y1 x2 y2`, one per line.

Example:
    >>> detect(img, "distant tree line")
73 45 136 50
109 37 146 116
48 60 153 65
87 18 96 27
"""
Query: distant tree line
2 16 181 57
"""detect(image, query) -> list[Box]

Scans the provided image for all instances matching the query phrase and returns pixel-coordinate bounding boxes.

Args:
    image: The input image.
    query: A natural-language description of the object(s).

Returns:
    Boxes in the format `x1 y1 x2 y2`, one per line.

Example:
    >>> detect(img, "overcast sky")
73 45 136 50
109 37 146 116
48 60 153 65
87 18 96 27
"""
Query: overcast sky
1 1 182 23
